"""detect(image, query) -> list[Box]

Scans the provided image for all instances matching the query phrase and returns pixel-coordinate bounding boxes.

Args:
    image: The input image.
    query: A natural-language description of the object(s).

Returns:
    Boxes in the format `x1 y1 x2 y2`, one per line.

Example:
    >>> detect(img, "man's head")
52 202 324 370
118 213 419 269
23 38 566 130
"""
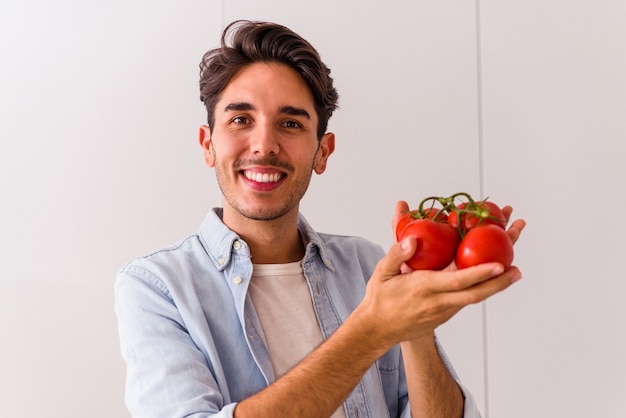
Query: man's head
199 20 339 140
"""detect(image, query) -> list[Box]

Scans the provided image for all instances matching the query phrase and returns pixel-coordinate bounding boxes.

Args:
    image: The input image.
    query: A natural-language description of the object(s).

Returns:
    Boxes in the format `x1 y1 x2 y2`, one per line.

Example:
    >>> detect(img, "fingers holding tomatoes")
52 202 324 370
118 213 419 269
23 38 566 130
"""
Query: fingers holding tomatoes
432 262 521 299
362 250 521 345
393 193 525 271
505 218 526 246
499 204 526 245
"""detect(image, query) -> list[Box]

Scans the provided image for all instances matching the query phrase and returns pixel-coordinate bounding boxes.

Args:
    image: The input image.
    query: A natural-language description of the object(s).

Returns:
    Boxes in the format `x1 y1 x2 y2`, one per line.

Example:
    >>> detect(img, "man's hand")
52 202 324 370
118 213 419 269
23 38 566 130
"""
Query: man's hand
361 200 526 347
501 205 526 245
358 238 520 346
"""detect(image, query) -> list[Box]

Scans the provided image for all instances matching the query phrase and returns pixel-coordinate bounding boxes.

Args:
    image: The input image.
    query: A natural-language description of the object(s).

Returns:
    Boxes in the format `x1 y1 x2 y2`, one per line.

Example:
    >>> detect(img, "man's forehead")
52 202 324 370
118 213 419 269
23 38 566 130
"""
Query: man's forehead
217 62 316 109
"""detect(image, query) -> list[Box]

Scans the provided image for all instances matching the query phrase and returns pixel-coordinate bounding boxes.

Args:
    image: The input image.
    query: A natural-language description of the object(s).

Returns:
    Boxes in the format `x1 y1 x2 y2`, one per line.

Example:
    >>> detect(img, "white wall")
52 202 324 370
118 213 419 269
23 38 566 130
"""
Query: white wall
480 2 626 416
0 1 218 416
1 1 624 417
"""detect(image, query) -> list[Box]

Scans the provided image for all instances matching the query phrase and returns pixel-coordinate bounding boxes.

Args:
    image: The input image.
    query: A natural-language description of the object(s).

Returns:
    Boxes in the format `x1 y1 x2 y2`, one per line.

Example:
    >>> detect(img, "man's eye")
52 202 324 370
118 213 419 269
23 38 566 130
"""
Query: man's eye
232 116 249 124
282 120 301 128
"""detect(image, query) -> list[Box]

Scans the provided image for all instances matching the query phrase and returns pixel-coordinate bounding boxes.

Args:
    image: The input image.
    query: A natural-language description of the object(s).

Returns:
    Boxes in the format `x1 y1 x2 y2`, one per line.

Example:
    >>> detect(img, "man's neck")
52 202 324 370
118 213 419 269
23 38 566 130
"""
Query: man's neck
222 208 305 264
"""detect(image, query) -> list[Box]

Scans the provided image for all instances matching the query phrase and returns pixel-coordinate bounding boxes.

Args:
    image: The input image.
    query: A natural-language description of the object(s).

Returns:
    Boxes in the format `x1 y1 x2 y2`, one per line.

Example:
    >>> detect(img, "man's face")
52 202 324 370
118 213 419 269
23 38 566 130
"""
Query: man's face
199 62 334 224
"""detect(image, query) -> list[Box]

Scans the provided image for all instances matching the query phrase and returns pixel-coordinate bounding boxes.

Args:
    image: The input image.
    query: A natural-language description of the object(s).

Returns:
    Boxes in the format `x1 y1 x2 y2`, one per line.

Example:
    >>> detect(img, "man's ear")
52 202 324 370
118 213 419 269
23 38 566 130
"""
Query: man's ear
199 125 215 168
313 132 335 174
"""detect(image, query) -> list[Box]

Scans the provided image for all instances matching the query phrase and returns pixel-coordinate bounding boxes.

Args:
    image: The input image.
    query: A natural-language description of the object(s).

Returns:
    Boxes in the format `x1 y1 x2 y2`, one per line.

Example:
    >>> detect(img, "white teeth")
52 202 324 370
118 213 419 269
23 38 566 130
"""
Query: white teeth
244 171 283 183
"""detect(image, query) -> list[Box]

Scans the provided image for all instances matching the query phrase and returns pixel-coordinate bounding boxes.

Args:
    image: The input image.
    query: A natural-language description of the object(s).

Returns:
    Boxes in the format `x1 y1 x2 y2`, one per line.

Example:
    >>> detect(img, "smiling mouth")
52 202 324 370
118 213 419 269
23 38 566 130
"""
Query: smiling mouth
243 170 284 183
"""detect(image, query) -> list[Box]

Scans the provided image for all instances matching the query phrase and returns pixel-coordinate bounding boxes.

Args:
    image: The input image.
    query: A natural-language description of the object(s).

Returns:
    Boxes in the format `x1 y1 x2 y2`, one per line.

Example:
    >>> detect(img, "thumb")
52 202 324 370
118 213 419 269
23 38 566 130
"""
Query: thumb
392 200 410 242
377 236 418 281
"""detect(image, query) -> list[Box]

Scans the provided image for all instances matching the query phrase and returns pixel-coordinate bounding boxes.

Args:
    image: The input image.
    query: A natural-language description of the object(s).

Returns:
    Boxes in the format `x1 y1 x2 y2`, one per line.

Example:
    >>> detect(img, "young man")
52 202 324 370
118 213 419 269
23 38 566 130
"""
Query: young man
115 20 525 418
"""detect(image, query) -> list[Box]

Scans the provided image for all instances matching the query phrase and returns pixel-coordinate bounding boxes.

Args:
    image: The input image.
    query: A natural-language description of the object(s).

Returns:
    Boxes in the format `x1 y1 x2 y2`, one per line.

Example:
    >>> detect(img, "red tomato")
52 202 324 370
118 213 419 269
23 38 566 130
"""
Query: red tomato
395 208 448 241
398 219 460 270
455 224 514 269
395 210 419 241
448 201 507 232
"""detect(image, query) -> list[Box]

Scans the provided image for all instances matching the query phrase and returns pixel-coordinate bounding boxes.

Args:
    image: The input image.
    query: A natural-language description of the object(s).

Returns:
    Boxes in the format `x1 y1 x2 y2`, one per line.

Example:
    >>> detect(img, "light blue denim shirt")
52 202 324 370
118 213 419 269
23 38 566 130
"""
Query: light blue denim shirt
115 208 481 418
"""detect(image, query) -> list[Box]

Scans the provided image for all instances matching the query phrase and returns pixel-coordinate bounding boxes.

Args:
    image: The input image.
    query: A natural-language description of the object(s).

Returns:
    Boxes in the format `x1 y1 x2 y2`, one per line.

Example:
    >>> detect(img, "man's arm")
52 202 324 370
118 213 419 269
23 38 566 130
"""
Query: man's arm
360 235 521 418
401 337 464 418
392 202 526 418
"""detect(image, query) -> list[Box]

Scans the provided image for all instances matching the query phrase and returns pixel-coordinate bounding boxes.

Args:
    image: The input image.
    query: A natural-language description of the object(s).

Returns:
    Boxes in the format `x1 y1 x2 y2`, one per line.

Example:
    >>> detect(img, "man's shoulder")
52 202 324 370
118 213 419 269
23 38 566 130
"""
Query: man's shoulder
118 233 205 277
120 208 231 274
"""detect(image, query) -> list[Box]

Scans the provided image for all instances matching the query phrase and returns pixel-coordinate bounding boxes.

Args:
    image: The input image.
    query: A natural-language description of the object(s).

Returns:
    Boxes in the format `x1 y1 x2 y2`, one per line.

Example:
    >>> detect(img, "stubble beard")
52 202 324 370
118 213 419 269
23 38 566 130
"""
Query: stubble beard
213 155 316 222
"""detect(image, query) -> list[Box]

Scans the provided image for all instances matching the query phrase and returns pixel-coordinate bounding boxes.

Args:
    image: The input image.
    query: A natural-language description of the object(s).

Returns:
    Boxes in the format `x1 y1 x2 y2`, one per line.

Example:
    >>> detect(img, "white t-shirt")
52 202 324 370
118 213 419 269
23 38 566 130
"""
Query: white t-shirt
249 261 347 418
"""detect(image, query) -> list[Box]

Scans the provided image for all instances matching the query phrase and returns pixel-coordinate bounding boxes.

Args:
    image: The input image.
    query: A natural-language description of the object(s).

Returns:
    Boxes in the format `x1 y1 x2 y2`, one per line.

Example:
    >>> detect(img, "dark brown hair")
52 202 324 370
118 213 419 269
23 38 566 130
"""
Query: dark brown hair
199 20 339 139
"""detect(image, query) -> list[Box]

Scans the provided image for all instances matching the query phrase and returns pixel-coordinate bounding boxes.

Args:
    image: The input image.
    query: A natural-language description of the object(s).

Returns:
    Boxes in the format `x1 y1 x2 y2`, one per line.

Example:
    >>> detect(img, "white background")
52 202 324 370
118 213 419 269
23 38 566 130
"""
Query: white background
1 1 624 417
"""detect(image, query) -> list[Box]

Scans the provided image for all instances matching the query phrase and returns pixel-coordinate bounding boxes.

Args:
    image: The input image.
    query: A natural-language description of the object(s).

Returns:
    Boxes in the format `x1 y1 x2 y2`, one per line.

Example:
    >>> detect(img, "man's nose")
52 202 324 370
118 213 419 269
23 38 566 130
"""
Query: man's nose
250 122 280 156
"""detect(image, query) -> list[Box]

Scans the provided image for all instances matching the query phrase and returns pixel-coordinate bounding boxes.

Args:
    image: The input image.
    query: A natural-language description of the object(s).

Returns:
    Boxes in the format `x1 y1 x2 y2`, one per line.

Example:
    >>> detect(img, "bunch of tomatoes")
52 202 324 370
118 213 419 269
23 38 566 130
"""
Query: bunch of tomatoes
395 192 514 270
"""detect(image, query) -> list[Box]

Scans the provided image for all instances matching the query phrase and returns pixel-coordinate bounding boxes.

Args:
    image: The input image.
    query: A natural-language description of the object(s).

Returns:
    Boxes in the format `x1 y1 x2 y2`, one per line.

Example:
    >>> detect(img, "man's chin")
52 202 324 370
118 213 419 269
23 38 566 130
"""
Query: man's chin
235 205 294 222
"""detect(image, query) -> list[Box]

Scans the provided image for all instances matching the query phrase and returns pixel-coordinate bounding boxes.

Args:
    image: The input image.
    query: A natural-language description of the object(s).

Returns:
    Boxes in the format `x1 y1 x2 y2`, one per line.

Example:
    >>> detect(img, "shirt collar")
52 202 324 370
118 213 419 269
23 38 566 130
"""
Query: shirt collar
298 214 335 272
198 208 247 271
198 208 334 272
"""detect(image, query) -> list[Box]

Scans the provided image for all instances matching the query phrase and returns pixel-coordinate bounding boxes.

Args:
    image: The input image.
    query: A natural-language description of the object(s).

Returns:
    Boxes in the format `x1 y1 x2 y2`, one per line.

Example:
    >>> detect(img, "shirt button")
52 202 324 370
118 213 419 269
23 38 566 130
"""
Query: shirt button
233 276 243 285
218 257 225 265
233 240 242 250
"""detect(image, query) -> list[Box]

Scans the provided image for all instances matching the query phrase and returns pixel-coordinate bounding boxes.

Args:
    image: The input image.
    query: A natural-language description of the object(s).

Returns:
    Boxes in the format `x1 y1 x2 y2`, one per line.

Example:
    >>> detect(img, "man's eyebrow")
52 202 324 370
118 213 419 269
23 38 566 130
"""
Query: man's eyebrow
224 102 254 112
280 105 311 119
223 103 311 119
